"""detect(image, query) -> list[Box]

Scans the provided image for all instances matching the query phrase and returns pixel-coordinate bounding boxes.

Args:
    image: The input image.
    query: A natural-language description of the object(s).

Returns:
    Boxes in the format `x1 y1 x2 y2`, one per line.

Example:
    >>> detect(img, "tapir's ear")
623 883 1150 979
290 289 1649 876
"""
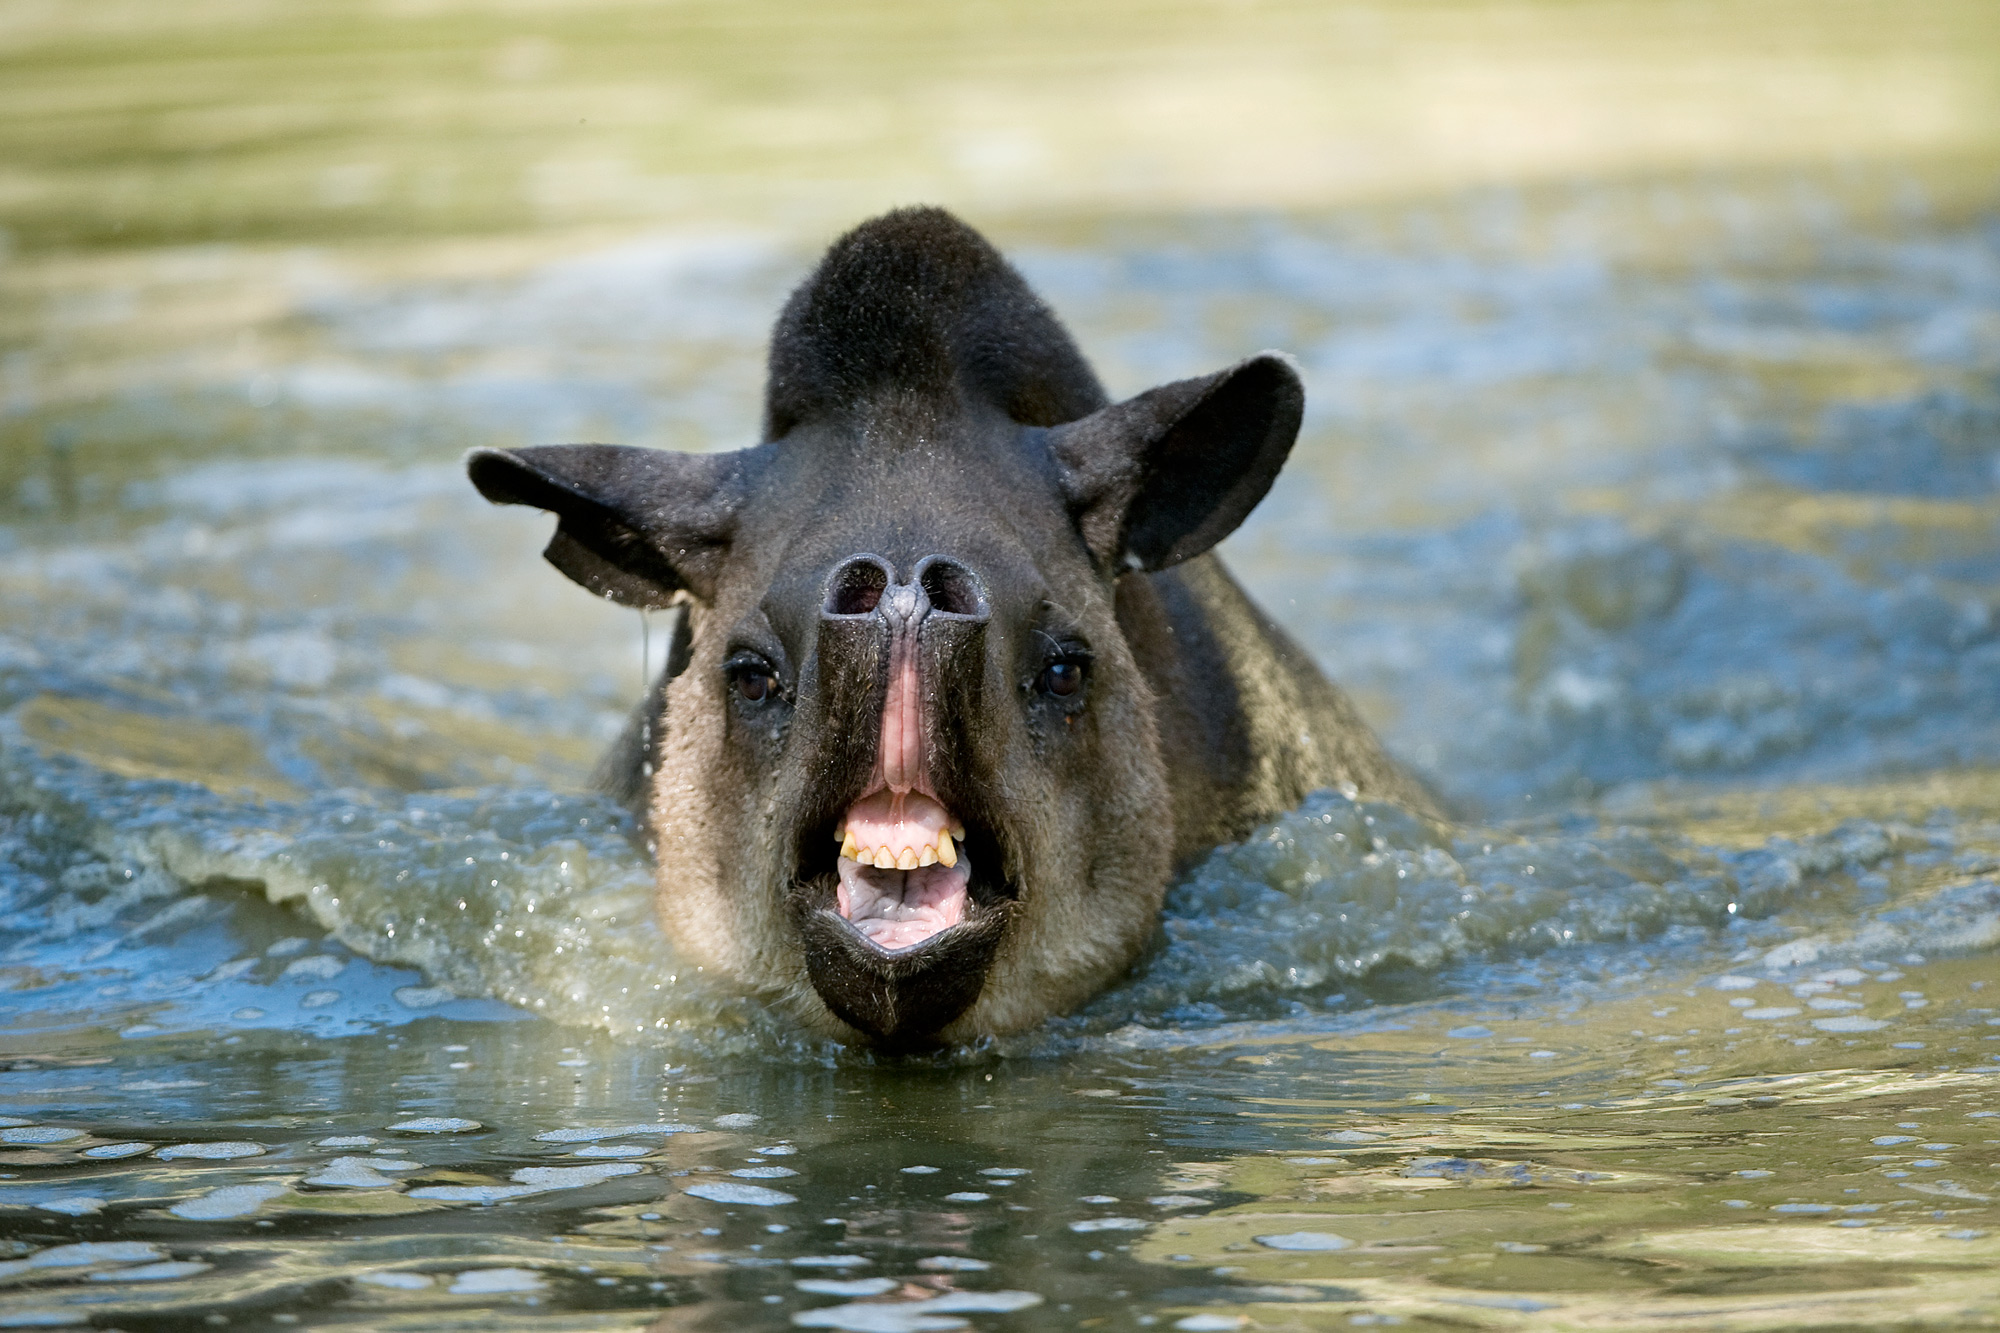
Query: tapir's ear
1047 353 1304 574
465 444 743 607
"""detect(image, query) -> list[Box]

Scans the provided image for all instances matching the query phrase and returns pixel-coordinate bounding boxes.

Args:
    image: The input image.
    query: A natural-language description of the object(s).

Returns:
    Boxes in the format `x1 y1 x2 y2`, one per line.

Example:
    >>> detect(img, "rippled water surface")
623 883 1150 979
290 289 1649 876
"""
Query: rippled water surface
6 11 2000 1324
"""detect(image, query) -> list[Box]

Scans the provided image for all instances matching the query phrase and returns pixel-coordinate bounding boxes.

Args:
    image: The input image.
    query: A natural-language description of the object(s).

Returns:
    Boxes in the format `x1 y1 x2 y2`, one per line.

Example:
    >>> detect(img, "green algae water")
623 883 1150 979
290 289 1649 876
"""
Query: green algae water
5 3 2000 1328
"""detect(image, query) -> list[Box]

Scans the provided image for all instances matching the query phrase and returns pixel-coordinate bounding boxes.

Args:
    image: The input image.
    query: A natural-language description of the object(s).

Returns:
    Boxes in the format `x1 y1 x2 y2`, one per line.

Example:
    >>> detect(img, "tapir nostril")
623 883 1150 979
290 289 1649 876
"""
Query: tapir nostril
825 556 891 617
916 557 988 620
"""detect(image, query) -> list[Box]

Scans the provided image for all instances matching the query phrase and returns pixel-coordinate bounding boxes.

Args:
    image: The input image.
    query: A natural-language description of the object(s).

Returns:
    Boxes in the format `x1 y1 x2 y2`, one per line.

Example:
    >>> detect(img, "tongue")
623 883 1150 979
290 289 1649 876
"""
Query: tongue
835 856 969 951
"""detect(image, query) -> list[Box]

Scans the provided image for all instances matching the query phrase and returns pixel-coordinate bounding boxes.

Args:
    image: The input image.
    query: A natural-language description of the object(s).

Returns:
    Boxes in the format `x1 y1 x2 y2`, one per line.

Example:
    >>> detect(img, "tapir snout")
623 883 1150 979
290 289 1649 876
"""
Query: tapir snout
468 207 1432 1046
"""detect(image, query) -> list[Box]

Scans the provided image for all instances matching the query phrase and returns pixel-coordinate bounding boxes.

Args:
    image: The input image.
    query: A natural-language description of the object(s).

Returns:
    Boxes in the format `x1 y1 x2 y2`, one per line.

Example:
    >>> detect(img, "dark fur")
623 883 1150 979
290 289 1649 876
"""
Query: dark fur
470 207 1432 1045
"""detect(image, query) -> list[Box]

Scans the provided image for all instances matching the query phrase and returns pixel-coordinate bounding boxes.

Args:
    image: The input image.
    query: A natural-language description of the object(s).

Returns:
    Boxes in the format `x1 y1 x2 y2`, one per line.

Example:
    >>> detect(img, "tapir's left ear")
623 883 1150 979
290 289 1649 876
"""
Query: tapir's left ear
466 444 744 607
1047 353 1304 574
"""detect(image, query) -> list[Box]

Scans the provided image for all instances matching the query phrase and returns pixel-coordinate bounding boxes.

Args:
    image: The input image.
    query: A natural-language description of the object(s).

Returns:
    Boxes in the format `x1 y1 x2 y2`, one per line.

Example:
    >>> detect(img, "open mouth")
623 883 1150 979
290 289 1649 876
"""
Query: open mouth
834 788 968 949
796 788 1009 957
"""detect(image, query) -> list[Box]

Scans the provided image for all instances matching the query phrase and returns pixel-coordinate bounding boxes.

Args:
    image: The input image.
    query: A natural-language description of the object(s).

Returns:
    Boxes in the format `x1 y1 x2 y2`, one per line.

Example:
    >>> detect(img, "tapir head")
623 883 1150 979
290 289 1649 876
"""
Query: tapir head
468 208 1303 1048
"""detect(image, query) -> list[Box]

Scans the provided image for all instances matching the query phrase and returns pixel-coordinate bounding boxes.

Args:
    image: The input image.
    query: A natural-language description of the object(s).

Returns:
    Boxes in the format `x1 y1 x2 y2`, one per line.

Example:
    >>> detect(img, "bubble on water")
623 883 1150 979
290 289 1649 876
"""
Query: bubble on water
684 1182 796 1206
80 1142 152 1159
512 1164 641 1189
534 1123 697 1142
21 1243 163 1270
36 1197 103 1216
406 1162 640 1206
1744 1007 1802 1020
300 990 341 1008
282 954 346 980
169 1181 289 1220
1070 1217 1148 1233
1254 1231 1354 1250
1771 1203 1834 1214
1807 997 1862 1010
388 1117 481 1134
303 1159 402 1189
1172 1318 1247 1333
0 1127 85 1145
793 1290 1042 1332
447 1268 544 1295
789 1255 871 1269
901 1165 941 1174
943 1192 991 1203
393 985 455 1009
713 1112 761 1129
155 1141 264 1160
1713 975 1759 990
756 1145 798 1155
916 1256 990 1271
317 1135 378 1148
979 1167 1029 1177
797 1277 898 1296
732 1166 798 1179
573 1144 648 1158
1079 1195 1119 1204
408 1183 541 1204
0 1313 87 1327
1812 1016 1888 1032
1736 1169 1774 1178
356 1271 432 1289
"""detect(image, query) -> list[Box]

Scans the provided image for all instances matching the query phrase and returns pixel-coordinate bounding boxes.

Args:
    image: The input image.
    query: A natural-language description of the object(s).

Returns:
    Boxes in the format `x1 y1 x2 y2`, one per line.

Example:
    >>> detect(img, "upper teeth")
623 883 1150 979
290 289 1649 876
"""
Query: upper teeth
837 827 958 870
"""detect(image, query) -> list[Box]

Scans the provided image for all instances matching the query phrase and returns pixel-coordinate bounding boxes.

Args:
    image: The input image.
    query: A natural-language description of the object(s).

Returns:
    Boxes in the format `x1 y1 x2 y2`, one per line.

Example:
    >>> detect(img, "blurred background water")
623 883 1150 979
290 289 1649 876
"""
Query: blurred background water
2 2 1999 1328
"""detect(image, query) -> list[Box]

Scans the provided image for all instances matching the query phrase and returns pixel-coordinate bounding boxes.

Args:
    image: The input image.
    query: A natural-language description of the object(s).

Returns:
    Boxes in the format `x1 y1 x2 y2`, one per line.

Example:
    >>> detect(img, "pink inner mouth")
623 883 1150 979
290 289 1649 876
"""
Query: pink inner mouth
832 601 970 952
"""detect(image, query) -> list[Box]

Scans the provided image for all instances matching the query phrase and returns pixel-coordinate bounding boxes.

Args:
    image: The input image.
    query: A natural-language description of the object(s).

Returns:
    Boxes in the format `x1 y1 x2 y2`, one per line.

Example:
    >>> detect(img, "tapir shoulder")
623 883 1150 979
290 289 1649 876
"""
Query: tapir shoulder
1119 553 1440 865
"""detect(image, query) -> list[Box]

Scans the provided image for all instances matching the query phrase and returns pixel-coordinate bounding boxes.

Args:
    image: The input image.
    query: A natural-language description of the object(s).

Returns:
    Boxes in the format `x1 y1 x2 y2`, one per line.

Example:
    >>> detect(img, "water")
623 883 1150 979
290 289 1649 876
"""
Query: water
6 19 2000 1325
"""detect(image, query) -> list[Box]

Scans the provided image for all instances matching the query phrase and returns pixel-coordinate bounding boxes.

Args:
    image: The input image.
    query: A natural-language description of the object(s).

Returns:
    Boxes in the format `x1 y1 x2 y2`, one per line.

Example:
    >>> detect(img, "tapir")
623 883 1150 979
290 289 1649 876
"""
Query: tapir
468 207 1431 1049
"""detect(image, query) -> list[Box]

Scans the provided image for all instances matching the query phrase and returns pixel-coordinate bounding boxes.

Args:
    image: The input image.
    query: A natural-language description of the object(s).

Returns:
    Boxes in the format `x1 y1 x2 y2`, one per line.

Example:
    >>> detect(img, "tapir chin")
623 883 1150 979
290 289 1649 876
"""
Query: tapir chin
468 207 1431 1049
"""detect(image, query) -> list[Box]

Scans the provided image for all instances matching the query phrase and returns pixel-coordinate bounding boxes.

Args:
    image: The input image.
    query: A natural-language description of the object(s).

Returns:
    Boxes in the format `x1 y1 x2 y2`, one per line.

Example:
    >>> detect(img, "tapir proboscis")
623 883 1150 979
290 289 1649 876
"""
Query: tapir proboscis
469 207 1432 1048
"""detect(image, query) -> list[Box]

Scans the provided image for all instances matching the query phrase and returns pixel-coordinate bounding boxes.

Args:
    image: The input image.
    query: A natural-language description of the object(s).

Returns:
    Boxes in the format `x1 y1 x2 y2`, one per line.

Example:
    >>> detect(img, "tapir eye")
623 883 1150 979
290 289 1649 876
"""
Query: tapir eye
725 654 781 704
1038 660 1087 698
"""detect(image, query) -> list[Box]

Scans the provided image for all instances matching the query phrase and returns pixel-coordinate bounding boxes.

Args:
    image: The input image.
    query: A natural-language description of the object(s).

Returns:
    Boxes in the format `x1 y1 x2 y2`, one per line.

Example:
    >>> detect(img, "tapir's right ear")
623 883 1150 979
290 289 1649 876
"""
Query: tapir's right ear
1046 353 1305 576
466 444 744 607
